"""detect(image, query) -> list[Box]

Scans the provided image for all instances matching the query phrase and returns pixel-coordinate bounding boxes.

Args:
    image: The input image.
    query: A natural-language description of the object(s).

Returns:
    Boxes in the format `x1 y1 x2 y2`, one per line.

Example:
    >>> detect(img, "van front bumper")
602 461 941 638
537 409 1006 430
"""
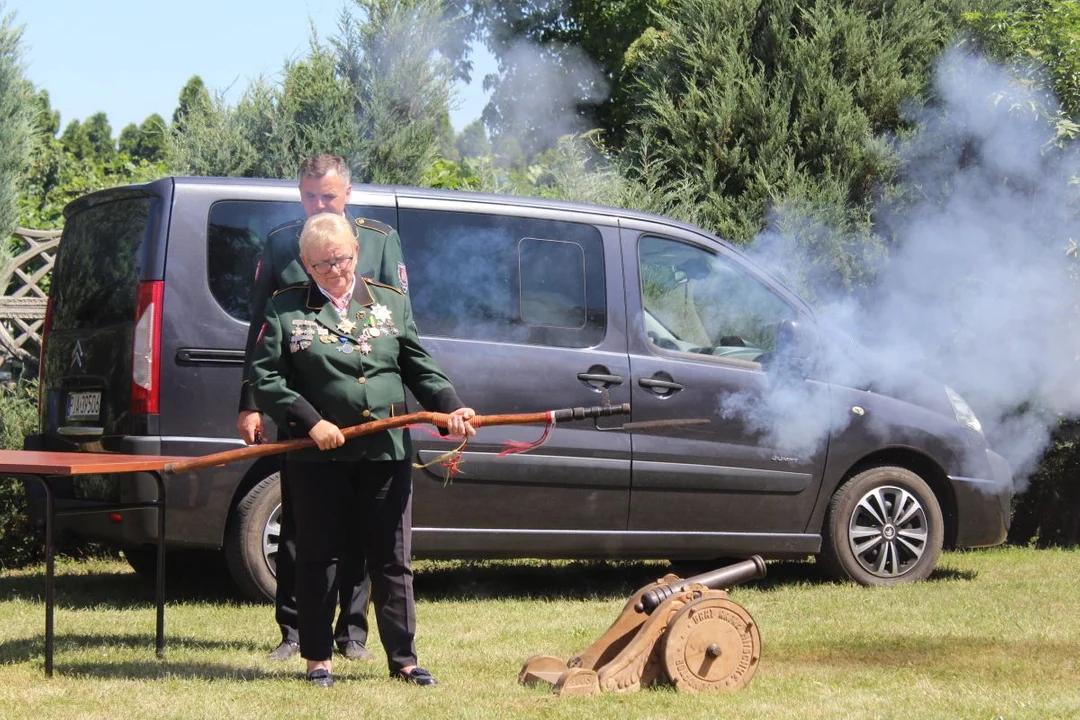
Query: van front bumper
949 449 1013 548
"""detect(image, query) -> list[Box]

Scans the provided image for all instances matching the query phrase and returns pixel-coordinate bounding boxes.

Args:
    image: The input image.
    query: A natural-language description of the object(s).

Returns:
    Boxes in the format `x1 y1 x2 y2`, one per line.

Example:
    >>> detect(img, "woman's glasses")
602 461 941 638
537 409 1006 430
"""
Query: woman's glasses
309 254 356 275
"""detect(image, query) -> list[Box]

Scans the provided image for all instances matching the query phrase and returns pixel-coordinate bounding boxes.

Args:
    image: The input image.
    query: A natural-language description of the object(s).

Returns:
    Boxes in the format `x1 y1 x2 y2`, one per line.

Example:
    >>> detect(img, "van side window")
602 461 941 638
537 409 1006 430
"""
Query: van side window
207 200 303 321
206 201 395 322
638 235 794 363
399 209 605 348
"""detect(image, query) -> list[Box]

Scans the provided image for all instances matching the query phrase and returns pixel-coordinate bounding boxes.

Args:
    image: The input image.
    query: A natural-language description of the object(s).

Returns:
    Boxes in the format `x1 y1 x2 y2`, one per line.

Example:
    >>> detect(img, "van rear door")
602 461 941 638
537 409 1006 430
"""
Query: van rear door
39 185 166 452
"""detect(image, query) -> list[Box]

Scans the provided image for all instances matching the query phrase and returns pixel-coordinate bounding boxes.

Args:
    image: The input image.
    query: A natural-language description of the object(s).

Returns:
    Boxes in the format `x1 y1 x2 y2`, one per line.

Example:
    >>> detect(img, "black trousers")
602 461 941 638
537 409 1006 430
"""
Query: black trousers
287 457 418 670
275 458 371 646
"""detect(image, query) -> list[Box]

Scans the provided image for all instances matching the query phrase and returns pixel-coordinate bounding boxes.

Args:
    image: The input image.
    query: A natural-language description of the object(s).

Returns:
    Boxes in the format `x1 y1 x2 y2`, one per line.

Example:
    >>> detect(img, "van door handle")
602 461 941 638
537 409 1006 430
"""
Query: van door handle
639 376 683 396
577 373 624 385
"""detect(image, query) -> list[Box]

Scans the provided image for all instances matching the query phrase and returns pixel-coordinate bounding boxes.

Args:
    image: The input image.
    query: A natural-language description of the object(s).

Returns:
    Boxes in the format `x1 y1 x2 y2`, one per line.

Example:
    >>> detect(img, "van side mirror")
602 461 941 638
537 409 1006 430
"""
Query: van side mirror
762 319 813 377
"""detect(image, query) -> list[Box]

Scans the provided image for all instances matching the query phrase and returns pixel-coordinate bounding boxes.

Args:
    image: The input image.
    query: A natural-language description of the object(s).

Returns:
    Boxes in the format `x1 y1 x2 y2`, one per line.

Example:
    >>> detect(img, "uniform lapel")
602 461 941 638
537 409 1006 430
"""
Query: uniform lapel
353 278 375 308
305 283 345 338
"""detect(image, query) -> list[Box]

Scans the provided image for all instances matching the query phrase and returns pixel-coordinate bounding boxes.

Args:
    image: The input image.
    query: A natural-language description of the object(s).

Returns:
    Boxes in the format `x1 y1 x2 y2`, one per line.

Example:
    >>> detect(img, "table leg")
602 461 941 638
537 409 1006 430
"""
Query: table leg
15 469 168 675
151 471 166 659
42 475 55 677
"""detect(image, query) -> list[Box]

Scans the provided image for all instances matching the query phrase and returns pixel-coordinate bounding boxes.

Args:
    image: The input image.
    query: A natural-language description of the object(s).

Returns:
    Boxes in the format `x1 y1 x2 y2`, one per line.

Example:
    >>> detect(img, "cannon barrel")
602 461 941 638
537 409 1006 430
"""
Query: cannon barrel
636 556 767 613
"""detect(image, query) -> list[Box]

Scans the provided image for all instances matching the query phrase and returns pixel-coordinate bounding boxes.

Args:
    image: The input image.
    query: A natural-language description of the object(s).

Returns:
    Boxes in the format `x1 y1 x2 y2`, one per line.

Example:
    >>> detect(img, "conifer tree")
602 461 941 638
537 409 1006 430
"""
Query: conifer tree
169 0 459 183
621 0 977 295
0 3 34 240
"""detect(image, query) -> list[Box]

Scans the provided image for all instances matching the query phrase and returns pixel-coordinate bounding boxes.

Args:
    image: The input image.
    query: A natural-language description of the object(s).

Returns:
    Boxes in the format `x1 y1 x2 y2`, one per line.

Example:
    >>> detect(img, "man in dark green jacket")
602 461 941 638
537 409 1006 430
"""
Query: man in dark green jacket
237 154 408 662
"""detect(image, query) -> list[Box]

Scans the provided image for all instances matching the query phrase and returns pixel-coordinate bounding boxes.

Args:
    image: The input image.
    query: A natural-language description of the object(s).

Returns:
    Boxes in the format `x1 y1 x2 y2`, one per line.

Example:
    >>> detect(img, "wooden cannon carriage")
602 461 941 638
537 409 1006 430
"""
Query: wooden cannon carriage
519 556 766 696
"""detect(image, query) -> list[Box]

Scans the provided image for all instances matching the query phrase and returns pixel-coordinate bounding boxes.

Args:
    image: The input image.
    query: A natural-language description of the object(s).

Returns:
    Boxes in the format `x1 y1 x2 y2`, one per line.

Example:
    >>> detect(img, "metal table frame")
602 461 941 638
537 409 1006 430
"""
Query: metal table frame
0 451 181 676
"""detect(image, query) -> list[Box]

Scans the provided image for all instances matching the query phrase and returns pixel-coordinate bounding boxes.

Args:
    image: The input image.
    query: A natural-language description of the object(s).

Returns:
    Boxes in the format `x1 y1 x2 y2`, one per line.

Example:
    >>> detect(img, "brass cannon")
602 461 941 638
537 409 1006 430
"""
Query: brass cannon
519 556 766 696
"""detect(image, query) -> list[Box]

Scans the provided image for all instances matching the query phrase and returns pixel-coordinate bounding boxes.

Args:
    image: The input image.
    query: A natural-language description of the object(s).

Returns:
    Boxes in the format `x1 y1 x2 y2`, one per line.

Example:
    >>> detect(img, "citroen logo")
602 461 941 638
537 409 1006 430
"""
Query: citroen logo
71 340 85 371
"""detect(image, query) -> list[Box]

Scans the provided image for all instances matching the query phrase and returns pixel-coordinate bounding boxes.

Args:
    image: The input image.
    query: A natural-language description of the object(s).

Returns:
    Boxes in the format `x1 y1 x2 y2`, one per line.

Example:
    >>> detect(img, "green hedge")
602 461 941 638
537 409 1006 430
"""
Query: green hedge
1008 421 1080 547
0 379 43 568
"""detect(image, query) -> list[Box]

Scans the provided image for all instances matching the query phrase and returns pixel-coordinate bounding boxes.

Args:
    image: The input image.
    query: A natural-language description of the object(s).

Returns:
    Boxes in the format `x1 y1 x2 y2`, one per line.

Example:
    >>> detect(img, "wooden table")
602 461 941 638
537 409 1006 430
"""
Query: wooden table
0 450 185 676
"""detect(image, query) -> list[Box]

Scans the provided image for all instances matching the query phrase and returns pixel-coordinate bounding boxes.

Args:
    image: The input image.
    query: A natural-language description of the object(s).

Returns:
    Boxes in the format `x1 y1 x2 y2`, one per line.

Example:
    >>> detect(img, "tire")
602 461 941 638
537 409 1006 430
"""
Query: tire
121 545 158 577
820 466 943 586
224 472 282 602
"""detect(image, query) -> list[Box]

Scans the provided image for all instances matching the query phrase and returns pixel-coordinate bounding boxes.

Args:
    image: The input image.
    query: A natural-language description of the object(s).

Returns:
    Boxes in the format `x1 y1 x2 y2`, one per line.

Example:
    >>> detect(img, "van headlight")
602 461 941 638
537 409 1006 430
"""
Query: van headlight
945 386 982 434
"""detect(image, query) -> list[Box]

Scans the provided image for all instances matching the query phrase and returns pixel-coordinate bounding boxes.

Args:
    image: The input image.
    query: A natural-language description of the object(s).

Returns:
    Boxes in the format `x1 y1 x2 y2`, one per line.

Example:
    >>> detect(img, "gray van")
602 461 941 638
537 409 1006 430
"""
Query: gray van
25 177 1013 599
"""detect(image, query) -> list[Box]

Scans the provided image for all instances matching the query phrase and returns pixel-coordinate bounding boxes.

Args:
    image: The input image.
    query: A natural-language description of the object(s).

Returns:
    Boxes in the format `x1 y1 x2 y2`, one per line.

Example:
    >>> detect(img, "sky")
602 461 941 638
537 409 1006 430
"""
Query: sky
5 0 494 134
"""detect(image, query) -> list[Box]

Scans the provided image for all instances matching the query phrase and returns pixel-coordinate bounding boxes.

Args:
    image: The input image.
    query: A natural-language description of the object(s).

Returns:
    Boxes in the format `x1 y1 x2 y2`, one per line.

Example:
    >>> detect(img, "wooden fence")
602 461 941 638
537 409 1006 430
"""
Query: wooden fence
1 228 61 369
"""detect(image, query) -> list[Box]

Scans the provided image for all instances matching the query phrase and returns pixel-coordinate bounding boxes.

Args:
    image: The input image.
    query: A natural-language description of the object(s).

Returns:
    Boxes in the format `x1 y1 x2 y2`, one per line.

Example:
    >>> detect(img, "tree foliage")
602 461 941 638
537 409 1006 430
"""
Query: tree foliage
954 0 1080 548
170 0 460 184
0 380 42 567
961 0 1080 120
335 0 459 184
0 2 34 240
469 0 667 152
32 88 59 137
614 0 979 295
19 91 167 230
172 75 212 128
118 113 168 163
82 112 116 162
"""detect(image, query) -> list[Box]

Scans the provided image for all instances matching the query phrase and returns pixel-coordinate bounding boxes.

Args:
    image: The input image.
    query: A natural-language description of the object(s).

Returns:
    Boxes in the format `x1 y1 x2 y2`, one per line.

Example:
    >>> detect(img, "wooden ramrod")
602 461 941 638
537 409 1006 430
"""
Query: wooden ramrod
519 556 766 696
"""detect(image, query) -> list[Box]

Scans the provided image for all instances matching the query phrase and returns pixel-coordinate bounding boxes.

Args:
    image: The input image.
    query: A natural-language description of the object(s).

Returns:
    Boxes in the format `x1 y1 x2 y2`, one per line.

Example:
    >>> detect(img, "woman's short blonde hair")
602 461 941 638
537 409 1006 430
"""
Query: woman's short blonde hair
298 213 357 258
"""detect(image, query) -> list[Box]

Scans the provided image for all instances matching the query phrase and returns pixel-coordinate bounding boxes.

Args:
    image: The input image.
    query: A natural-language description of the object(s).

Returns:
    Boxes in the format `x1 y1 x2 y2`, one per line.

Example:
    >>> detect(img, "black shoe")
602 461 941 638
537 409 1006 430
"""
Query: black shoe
306 668 334 688
268 640 300 661
337 640 374 660
391 666 437 687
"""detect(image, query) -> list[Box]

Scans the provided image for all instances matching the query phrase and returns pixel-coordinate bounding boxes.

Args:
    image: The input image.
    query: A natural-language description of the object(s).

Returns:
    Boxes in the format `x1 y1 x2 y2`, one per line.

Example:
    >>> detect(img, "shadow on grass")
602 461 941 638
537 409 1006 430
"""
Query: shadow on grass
413 557 978 601
0 632 269 669
1 555 979 611
412 557 824 601
0 552 260 609
54 660 282 681
748 559 977 590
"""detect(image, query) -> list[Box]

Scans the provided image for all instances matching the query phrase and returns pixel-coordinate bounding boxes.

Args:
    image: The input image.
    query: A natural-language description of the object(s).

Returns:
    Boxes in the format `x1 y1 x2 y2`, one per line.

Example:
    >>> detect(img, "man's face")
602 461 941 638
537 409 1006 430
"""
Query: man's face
299 169 351 218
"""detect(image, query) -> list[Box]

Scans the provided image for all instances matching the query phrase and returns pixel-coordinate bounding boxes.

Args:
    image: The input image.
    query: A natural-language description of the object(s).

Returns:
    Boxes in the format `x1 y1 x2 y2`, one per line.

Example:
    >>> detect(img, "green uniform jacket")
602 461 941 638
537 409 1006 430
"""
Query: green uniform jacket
250 278 463 463
239 214 409 412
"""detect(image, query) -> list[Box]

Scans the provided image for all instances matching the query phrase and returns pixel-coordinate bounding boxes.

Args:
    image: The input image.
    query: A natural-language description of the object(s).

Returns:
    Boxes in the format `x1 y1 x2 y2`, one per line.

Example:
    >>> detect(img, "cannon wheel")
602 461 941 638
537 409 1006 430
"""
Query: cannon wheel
660 595 761 692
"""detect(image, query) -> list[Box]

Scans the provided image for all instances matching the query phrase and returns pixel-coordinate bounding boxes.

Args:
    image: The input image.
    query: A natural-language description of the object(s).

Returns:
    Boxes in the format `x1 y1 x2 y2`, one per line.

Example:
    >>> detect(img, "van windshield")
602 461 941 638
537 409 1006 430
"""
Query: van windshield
52 197 156 330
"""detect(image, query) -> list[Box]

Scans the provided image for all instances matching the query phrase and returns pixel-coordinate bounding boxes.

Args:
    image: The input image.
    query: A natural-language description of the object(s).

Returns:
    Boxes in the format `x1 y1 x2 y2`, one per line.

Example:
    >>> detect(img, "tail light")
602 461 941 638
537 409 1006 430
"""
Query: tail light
131 281 164 415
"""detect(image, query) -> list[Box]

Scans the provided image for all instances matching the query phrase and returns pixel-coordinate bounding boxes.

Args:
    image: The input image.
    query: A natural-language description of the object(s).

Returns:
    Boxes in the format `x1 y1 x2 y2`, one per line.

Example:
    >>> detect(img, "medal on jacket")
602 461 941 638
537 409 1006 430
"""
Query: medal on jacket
337 318 357 334
337 337 355 354
290 319 316 353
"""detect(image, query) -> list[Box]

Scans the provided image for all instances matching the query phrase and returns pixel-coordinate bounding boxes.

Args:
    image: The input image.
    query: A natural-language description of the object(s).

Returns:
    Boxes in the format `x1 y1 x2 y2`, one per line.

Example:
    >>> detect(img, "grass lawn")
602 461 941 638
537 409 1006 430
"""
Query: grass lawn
0 546 1077 719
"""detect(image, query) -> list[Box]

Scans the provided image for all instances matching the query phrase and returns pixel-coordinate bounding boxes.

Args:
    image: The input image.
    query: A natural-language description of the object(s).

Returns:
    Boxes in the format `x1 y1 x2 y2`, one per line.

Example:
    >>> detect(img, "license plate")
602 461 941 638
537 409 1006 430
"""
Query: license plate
66 391 102 421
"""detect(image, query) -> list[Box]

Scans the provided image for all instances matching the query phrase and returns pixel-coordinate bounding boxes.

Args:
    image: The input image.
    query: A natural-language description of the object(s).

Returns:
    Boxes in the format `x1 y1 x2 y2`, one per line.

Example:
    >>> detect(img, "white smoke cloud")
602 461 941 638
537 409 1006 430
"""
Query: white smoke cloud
753 47 1080 486
487 39 609 154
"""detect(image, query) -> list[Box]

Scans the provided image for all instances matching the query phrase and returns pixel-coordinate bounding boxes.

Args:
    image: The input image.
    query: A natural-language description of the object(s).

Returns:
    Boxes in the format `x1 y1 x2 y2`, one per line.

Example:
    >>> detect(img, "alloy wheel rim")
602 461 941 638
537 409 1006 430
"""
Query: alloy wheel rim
847 485 929 577
263 503 282 576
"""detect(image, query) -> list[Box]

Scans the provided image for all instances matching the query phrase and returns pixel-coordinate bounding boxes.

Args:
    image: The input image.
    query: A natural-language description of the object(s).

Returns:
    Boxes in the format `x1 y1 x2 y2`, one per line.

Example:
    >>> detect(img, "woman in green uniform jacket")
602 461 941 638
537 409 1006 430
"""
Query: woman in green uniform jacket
251 212 475 688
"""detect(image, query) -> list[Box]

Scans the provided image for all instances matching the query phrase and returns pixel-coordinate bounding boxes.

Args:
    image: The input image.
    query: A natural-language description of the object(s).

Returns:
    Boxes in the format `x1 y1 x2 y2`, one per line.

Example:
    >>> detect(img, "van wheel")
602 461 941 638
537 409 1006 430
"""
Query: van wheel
225 472 281 602
121 545 157 576
820 466 943 586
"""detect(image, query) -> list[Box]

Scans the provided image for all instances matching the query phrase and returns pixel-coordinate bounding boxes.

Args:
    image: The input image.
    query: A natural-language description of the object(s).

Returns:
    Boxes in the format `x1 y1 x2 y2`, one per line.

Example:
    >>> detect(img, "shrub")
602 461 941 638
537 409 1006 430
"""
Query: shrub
0 378 42 567
1009 419 1080 547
